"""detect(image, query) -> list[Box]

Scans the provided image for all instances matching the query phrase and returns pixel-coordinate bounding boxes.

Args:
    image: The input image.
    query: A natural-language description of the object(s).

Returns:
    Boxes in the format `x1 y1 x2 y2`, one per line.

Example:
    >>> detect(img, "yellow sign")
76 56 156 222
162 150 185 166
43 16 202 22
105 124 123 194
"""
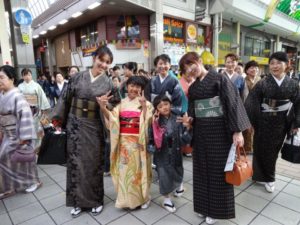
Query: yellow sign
250 56 269 65
22 34 30 44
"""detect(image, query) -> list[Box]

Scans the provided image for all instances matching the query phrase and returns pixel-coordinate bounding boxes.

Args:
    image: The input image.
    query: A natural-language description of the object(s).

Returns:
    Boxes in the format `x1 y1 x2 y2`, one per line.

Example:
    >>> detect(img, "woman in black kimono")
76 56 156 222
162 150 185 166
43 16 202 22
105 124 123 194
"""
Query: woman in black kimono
54 45 119 218
245 52 300 193
179 52 250 224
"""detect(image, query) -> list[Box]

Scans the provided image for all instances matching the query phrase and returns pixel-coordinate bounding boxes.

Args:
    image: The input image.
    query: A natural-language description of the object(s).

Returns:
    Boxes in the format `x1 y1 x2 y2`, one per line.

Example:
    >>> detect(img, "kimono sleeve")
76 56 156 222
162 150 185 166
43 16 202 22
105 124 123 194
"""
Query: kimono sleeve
244 80 263 129
15 95 37 141
221 75 250 132
37 84 51 110
290 82 300 128
171 80 183 113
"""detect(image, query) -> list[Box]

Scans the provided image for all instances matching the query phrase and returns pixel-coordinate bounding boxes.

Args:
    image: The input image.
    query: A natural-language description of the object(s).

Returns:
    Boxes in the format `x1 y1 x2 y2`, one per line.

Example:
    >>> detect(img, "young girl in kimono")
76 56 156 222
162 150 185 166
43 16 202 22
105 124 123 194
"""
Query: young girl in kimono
0 65 41 199
150 95 192 213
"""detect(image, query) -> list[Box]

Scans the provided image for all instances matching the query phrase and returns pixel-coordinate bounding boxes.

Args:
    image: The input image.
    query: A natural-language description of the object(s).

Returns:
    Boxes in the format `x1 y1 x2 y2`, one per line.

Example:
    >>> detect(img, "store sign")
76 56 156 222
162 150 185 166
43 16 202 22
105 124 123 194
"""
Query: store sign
82 46 97 57
163 17 184 43
277 0 300 21
186 22 198 44
250 56 269 65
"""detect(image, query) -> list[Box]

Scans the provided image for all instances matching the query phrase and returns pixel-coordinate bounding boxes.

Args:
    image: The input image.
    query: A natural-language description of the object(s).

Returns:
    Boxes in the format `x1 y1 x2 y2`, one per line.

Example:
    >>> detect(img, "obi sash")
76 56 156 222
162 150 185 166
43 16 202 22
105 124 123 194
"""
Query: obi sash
261 98 292 113
194 96 223 118
120 111 141 134
24 94 38 106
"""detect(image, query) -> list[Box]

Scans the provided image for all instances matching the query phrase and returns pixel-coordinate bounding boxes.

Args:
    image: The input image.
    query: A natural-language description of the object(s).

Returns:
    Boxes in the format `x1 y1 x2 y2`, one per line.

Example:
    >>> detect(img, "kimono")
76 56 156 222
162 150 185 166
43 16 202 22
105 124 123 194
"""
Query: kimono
55 70 119 208
18 80 50 150
188 71 250 219
245 75 300 182
242 75 261 153
109 97 153 209
150 74 182 113
150 113 191 195
224 72 245 98
0 88 39 193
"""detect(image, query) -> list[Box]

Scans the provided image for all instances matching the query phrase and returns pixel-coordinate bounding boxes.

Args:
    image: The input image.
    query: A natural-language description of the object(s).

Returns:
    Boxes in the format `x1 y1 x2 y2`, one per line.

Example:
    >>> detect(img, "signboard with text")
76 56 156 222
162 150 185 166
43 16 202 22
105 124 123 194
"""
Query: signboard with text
163 17 184 43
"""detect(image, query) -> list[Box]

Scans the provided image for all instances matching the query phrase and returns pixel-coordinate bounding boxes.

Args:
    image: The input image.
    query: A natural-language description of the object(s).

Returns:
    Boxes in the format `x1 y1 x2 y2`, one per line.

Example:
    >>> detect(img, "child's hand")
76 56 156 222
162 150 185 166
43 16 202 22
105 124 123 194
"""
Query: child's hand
152 110 160 123
138 90 146 108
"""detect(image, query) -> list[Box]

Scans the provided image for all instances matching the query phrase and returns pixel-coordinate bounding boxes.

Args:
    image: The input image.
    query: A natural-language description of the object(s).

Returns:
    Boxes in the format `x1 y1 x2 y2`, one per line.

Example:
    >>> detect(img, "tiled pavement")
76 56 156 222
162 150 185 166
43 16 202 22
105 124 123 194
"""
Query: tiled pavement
1 156 300 225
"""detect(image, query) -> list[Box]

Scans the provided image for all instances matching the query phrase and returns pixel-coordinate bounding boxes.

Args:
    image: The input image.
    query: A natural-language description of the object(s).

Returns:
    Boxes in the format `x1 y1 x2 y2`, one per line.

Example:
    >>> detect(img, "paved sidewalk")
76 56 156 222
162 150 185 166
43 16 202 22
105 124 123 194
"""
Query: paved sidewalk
1 156 300 225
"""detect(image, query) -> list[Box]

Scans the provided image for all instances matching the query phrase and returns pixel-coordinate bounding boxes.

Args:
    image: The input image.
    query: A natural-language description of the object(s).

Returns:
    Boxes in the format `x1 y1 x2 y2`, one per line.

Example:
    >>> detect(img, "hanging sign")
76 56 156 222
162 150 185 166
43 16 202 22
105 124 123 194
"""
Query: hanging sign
163 17 184 43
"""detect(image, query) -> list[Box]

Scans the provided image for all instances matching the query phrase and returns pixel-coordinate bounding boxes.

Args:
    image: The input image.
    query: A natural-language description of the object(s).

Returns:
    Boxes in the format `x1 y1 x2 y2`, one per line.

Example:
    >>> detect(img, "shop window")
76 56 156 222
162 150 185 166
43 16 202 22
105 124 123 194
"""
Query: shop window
116 16 140 40
244 36 271 57
80 23 98 48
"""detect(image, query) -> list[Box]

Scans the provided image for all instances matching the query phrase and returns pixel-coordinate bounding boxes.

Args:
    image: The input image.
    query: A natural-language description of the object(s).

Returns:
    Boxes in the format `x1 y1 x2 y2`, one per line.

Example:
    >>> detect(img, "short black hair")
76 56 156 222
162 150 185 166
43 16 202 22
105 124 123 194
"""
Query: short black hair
153 95 172 110
112 66 120 71
93 45 113 64
237 62 244 67
245 60 259 73
68 65 79 73
122 62 138 74
126 76 146 89
21 68 32 76
0 65 18 85
269 51 288 64
154 54 171 67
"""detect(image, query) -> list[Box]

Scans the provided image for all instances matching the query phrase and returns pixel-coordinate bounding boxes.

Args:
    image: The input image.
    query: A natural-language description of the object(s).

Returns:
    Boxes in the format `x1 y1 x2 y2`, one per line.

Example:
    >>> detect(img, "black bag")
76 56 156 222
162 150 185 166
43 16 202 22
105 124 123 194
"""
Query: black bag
281 134 300 163
37 127 67 165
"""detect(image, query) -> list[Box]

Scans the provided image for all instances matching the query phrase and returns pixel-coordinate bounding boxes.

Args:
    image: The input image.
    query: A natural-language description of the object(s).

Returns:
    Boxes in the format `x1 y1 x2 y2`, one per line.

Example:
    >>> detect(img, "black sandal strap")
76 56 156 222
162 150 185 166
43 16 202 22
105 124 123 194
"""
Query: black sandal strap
163 203 175 208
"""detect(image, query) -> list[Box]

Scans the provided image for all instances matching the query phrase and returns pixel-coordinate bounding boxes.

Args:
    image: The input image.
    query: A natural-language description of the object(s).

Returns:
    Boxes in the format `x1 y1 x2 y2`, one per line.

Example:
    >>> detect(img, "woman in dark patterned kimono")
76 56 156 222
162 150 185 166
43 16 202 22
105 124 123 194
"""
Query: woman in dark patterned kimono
0 65 41 199
245 52 300 193
179 52 250 224
54 45 119 218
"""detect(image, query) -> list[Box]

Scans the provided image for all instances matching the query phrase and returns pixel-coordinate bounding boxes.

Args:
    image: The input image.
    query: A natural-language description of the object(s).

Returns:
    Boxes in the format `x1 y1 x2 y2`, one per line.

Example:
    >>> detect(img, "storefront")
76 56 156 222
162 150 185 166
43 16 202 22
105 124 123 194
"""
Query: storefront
162 16 211 73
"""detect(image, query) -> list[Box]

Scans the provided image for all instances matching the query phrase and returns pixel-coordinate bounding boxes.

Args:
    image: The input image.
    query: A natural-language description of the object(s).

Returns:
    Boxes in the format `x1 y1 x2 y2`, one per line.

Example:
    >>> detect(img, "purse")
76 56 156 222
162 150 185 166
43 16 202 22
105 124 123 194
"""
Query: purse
11 144 36 162
281 133 300 163
37 126 67 165
225 146 253 186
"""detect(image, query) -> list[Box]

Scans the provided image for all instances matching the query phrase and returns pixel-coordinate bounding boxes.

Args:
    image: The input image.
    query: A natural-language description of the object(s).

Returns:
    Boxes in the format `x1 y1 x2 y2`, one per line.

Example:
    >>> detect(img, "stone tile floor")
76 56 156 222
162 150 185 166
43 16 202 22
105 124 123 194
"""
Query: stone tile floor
1 156 300 225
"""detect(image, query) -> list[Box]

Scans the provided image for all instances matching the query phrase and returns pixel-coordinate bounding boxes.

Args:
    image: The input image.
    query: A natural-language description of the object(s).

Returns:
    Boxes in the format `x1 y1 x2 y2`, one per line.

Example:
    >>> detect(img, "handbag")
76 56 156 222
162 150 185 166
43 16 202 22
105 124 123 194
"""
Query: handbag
225 145 253 186
37 126 67 165
281 133 300 163
11 144 36 162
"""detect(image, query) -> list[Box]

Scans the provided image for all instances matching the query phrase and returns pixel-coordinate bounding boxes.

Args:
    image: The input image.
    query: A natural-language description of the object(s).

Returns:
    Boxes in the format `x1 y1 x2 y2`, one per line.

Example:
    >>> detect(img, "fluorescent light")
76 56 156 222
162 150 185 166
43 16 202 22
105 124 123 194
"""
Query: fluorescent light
33 35 39 39
88 2 101 9
40 30 47 35
58 19 68 25
48 25 57 30
71 11 82 18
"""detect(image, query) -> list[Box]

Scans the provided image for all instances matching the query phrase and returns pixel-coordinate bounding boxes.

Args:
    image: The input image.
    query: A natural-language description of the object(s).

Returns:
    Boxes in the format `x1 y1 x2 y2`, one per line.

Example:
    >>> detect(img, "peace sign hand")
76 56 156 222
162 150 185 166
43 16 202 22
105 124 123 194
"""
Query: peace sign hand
152 110 160 123
138 90 146 108
96 91 113 108
176 112 192 129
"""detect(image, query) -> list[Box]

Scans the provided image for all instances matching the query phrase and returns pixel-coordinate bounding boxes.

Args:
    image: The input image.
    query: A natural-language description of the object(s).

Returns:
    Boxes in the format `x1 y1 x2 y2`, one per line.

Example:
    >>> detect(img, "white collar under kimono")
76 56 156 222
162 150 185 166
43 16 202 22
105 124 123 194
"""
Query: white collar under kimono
272 74 285 87
89 69 104 83
158 74 168 83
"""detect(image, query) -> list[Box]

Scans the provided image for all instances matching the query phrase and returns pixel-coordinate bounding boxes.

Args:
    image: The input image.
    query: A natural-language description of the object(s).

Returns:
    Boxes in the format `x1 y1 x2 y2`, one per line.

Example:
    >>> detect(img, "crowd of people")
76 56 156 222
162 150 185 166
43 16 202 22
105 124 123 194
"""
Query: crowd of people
0 45 299 224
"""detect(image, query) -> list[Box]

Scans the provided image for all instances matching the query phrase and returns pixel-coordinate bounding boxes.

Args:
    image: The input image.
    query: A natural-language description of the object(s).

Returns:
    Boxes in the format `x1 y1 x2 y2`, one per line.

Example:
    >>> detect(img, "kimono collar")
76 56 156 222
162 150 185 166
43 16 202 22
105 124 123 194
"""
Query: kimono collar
271 74 286 87
23 80 35 85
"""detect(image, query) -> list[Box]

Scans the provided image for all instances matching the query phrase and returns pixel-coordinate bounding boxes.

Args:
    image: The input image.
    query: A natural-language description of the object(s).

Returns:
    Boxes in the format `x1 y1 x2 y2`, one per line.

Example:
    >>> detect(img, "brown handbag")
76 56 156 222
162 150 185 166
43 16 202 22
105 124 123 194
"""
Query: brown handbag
225 146 253 186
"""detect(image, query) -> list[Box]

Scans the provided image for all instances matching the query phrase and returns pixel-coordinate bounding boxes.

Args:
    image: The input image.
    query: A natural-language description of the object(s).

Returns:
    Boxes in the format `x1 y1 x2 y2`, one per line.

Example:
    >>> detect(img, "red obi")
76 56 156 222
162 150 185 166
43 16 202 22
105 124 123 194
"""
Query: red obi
120 111 141 134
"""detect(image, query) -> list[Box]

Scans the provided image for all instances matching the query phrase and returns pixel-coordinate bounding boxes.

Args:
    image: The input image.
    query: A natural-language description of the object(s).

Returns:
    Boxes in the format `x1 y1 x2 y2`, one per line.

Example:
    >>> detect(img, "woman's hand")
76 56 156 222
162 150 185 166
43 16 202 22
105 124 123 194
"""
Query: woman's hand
233 132 244 147
96 91 112 109
176 113 192 129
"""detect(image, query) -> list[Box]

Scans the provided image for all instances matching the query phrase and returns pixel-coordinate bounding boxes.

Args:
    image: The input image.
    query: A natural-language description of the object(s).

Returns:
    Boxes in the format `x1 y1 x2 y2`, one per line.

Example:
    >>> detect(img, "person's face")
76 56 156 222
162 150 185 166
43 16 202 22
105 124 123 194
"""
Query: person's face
235 65 243 75
156 101 171 117
69 67 79 77
112 78 120 88
225 57 238 72
269 59 287 78
114 69 120 76
124 67 134 78
127 83 142 99
92 54 111 75
156 59 171 77
56 73 64 83
23 72 33 83
0 71 14 92
184 61 202 78
246 66 259 78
